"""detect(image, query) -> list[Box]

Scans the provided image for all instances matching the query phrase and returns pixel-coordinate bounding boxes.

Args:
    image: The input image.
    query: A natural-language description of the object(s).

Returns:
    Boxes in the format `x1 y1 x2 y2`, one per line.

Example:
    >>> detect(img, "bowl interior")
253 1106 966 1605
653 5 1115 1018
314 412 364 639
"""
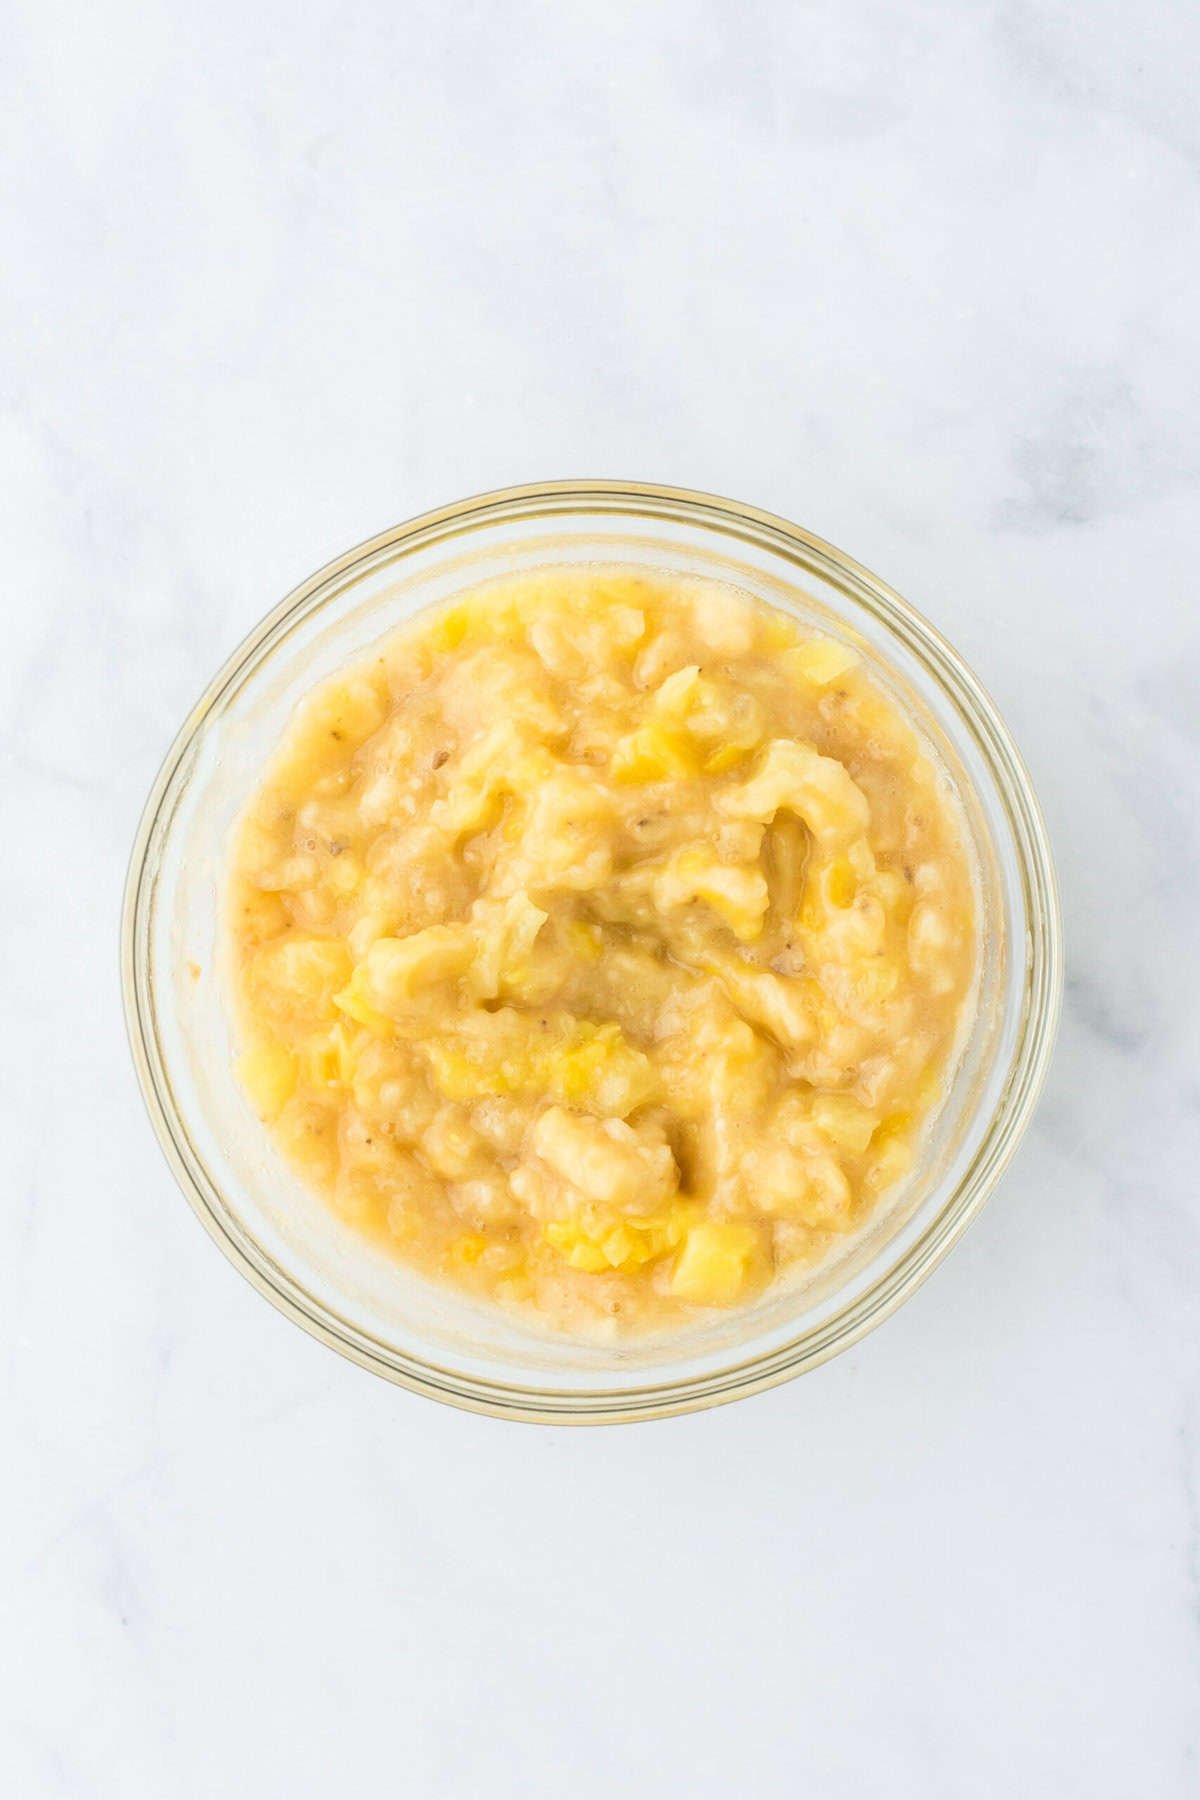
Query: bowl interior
125 486 1058 1420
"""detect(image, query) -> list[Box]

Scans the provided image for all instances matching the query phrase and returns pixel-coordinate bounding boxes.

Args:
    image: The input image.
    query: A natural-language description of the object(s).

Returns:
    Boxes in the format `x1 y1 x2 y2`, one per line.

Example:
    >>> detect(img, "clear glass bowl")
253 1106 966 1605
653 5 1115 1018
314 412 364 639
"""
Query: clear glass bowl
122 482 1062 1423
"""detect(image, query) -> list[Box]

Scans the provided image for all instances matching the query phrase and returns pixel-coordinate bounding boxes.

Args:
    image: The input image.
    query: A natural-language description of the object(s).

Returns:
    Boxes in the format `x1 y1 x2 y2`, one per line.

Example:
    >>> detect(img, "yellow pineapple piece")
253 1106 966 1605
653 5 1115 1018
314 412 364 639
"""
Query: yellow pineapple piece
783 636 858 687
703 742 749 775
448 1234 489 1268
543 1197 691 1273
860 1111 915 1196
427 601 469 653
864 1136 913 1194
555 1021 657 1114
759 609 800 650
421 1041 486 1103
424 1014 656 1118
611 720 697 782
298 1020 359 1090
565 917 604 961
237 1041 298 1118
543 1222 611 1272
651 664 703 717
332 965 394 1038
302 676 388 748
670 1221 761 1305
811 1093 878 1154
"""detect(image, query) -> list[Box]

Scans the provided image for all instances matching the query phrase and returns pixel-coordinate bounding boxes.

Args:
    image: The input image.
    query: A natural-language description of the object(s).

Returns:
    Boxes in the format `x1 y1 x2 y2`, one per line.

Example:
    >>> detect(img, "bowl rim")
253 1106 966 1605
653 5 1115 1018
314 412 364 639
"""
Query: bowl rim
121 479 1063 1424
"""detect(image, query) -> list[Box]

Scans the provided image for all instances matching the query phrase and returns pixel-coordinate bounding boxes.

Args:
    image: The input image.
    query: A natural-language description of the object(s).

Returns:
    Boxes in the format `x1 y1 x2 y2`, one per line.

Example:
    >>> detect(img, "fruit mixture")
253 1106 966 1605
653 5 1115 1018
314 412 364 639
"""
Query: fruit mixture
229 568 976 1333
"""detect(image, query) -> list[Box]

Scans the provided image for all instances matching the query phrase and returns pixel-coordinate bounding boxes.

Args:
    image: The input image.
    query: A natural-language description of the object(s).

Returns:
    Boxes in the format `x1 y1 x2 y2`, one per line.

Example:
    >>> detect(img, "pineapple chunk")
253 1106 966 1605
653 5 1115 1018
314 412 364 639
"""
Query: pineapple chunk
810 1093 877 1154
782 636 858 688
237 1041 297 1118
565 917 603 961
426 600 469 653
543 1222 613 1273
861 1109 916 1197
300 676 388 748
299 1020 358 1089
611 720 697 783
424 1014 656 1118
671 1221 761 1305
703 742 750 776
332 963 394 1038
651 664 703 717
544 1199 694 1273
557 1022 658 1114
448 1234 489 1268
631 667 762 774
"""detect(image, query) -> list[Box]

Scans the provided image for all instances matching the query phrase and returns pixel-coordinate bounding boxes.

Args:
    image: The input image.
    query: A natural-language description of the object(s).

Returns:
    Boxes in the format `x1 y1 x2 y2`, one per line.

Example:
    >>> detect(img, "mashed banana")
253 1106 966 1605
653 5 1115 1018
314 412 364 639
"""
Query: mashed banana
229 568 975 1332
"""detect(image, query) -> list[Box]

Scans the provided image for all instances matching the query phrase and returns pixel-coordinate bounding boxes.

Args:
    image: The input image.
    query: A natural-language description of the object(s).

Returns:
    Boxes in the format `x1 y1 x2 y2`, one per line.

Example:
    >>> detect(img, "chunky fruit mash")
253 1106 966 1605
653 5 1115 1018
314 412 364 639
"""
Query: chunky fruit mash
228 569 976 1332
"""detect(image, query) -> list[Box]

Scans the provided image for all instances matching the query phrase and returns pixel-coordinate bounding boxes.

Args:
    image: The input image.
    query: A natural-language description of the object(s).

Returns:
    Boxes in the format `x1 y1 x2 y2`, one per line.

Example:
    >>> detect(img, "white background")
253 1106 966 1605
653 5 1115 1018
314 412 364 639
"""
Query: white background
4 3 1199 1795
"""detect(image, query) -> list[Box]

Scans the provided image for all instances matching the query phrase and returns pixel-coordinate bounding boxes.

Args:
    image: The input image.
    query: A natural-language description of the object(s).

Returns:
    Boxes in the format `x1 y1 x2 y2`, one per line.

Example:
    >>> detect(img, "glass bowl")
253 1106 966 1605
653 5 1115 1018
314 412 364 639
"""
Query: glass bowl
121 482 1062 1423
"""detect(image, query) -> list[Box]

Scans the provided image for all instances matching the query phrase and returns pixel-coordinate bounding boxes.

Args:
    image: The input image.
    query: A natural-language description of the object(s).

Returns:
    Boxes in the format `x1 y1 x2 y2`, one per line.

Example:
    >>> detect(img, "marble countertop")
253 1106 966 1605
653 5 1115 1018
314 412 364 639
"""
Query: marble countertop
4 2 1198 1794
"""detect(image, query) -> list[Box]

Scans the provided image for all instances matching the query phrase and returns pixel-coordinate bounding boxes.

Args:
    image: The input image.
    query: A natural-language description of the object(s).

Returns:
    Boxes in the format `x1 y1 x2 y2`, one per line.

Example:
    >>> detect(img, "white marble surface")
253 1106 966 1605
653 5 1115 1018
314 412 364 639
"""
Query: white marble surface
4 1 1199 1793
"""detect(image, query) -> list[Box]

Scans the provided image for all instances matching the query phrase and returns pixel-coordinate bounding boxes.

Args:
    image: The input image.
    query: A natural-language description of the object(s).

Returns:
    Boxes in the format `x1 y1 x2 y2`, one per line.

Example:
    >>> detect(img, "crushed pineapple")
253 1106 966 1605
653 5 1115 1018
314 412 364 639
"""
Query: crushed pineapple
236 1041 297 1118
671 1222 762 1305
229 566 976 1335
611 719 697 782
422 1014 656 1117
